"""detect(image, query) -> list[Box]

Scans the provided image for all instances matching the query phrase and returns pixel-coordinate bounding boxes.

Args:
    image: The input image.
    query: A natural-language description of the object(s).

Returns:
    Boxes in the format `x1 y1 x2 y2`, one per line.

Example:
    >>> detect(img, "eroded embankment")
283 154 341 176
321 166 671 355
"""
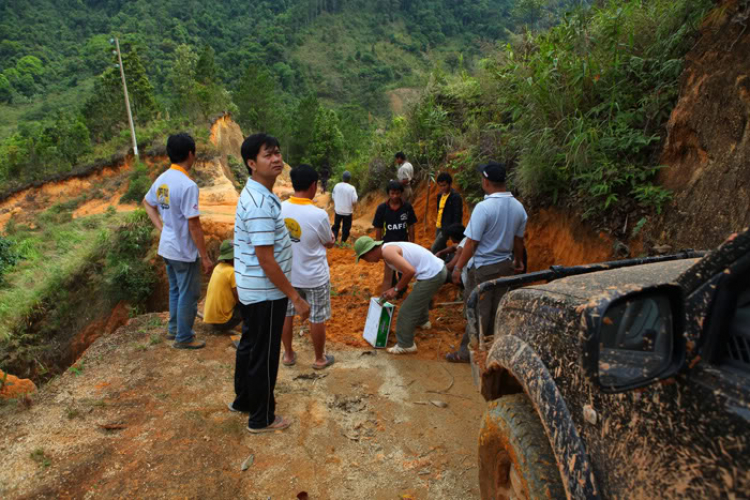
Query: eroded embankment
0 116 246 394
654 4 750 250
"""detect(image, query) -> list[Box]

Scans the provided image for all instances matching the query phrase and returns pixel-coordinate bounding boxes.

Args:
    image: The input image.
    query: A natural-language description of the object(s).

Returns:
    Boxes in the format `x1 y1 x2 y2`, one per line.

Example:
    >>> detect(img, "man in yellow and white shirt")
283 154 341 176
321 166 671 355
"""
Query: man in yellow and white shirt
280 164 336 370
143 133 213 350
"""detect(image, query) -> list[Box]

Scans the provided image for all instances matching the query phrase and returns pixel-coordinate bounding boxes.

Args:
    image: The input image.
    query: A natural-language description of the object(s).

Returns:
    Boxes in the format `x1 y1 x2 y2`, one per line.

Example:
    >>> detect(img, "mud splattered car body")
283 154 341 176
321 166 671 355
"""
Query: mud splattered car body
470 229 750 499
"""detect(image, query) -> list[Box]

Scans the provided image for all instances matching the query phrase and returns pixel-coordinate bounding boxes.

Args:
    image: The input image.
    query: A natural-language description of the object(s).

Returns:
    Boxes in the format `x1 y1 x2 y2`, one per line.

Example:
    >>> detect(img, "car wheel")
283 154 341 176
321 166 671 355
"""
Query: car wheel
478 393 565 500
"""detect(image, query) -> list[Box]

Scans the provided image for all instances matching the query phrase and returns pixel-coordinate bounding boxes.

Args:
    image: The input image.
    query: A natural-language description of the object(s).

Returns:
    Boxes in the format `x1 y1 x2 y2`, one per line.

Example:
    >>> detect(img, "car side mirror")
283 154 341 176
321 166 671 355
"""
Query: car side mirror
583 284 685 393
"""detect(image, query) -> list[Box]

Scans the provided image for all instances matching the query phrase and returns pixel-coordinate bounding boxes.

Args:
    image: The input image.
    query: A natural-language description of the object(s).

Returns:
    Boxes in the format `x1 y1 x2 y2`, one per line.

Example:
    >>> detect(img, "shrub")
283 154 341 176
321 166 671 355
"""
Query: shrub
103 209 156 305
120 161 151 204
0 236 20 279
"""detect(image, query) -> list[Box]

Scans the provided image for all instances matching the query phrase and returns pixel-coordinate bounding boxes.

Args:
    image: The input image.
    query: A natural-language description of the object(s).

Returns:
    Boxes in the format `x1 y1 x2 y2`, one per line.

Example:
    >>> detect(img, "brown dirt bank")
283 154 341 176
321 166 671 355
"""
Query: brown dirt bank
655 2 750 250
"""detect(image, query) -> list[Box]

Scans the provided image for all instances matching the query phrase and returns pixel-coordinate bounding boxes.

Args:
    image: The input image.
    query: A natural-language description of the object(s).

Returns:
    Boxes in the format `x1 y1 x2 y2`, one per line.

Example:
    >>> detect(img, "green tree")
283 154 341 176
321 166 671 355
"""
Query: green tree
194 44 234 119
195 44 218 85
16 55 44 81
308 107 345 188
83 45 157 141
234 65 286 137
168 44 199 115
288 93 320 165
0 74 12 103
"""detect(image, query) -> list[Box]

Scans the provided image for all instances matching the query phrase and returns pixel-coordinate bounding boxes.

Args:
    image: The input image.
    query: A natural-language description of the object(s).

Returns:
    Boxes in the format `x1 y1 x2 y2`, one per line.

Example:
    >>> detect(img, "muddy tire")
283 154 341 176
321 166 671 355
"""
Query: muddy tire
478 393 565 500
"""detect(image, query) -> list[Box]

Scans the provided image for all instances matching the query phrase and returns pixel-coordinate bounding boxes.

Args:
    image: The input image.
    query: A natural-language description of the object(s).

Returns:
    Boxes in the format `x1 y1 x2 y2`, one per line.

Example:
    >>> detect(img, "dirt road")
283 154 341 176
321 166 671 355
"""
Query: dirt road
0 313 484 499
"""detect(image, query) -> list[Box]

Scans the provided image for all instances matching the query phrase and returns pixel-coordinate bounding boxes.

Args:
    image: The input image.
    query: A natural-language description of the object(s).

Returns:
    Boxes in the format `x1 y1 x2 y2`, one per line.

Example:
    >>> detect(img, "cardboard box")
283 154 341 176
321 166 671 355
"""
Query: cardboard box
363 297 394 348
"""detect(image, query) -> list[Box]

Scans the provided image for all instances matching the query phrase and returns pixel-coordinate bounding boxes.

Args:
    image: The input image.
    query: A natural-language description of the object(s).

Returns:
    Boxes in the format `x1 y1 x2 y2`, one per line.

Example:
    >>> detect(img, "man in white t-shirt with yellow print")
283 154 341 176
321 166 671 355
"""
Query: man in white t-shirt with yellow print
143 133 213 350
280 164 336 370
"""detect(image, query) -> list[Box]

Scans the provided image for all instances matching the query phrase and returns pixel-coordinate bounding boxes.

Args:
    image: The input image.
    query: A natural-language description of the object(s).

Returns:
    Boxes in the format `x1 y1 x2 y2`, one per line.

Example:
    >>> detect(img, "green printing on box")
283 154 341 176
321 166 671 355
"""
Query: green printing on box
375 303 393 347
363 298 394 348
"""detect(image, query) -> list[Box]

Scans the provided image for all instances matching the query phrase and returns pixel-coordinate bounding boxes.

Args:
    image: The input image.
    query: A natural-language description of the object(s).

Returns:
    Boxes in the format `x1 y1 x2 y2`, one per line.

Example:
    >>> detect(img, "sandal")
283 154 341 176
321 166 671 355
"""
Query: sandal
247 415 291 434
282 351 297 366
312 354 335 370
445 351 470 363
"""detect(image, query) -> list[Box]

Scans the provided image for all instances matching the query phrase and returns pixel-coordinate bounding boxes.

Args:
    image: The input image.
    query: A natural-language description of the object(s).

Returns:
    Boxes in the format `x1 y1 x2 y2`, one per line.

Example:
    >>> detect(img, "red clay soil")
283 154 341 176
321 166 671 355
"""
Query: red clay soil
654 4 750 250
325 183 467 360
0 369 36 399
68 302 131 367
323 181 617 361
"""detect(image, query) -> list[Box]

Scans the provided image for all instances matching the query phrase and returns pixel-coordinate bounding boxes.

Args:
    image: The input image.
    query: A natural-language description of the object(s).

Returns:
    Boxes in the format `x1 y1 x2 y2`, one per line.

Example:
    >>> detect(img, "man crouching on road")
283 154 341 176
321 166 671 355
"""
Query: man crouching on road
143 133 213 350
355 236 447 354
230 133 311 434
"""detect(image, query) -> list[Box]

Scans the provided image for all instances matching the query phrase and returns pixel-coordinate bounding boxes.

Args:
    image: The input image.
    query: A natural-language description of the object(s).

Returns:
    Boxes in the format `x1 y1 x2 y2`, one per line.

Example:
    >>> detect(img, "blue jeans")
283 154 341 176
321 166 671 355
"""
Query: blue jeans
164 257 201 343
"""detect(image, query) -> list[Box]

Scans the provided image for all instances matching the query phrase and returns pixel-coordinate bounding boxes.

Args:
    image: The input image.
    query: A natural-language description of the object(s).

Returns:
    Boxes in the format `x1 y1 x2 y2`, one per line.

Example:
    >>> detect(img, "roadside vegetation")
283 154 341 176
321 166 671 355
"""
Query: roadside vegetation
0 208 156 380
345 0 713 234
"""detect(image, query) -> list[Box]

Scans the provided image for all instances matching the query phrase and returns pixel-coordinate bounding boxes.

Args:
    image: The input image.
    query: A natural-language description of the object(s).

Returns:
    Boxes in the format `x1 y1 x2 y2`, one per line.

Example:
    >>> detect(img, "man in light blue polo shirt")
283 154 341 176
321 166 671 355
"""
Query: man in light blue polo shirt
446 161 527 363
143 133 213 350
229 133 311 434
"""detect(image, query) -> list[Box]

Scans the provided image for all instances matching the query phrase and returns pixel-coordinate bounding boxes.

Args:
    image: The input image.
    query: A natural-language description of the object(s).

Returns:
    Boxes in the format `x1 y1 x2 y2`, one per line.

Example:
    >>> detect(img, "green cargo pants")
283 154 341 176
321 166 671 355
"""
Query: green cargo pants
395 265 448 348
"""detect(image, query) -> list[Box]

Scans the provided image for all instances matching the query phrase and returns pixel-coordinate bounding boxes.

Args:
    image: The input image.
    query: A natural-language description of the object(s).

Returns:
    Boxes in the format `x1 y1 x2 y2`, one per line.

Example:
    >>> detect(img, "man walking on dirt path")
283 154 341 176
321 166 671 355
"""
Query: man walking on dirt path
143 133 213 350
446 162 527 363
355 236 447 354
230 133 311 433
331 170 358 244
431 172 463 254
373 180 418 294
280 164 336 370
395 151 415 203
202 239 242 335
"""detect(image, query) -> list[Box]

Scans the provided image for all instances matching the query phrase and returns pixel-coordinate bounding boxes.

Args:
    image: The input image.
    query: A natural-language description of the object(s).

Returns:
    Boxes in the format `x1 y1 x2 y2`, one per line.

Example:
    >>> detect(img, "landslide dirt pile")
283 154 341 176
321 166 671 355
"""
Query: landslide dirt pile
655 2 750 250
324 180 623 359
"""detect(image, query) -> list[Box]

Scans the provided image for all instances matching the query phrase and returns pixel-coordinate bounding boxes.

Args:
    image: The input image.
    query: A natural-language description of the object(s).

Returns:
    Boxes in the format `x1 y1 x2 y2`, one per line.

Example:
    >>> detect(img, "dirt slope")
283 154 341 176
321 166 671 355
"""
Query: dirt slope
0 314 484 500
655 3 750 249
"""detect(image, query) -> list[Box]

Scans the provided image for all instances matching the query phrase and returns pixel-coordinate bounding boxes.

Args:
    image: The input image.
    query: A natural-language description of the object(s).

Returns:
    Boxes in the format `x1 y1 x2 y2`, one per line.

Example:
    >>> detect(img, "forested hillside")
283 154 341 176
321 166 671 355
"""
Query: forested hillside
0 0 585 190
346 0 715 238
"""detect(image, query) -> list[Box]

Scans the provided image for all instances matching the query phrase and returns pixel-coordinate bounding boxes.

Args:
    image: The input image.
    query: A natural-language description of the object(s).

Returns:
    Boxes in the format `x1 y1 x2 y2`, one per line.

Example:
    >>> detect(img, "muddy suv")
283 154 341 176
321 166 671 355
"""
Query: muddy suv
467 229 750 499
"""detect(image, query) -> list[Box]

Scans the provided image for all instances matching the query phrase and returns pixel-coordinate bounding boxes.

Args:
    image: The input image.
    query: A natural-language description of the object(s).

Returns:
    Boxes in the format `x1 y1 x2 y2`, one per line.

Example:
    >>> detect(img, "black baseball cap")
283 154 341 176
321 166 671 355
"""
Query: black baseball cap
478 162 506 183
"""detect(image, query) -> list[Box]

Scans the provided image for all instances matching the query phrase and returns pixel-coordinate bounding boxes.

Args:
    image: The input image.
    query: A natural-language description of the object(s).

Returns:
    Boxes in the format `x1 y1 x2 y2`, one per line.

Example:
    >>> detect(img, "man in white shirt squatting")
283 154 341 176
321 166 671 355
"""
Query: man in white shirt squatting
230 134 311 434
281 164 336 370
330 170 358 243
354 237 447 354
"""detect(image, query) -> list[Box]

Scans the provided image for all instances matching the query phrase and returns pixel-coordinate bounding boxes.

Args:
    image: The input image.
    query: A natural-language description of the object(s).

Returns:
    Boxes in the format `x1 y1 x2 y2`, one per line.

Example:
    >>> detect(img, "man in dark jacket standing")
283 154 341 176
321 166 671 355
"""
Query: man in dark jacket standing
431 172 463 254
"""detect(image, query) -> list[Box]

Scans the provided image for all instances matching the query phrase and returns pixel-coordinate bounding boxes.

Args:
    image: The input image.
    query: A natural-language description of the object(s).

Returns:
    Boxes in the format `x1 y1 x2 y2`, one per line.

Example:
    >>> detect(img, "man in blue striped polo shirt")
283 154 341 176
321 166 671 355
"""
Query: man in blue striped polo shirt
229 133 311 434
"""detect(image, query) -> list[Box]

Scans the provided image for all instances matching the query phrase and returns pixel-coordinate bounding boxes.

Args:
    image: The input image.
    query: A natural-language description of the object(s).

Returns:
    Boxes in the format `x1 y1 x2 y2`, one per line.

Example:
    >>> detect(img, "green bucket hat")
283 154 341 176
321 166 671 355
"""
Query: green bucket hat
218 239 234 261
354 236 383 262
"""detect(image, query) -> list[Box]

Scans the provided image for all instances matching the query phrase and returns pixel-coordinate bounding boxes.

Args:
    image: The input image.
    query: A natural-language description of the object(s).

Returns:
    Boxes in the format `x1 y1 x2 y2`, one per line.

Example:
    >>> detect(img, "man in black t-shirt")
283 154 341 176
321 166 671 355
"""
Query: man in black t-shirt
373 180 418 292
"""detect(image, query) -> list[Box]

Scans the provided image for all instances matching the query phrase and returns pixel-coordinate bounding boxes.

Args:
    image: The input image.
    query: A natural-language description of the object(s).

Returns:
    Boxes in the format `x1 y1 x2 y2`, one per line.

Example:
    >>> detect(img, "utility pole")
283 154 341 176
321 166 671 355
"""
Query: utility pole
111 37 139 158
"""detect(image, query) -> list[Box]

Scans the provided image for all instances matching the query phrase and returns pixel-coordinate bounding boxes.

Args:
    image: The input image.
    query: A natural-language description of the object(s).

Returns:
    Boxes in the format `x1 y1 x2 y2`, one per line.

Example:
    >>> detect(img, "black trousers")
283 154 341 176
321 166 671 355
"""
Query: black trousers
233 298 288 429
332 213 353 242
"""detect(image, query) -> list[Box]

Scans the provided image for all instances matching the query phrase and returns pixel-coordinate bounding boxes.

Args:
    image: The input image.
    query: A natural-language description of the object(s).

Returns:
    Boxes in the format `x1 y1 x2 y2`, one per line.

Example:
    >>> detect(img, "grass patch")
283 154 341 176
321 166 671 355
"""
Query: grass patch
30 448 51 468
119 161 151 204
0 208 157 381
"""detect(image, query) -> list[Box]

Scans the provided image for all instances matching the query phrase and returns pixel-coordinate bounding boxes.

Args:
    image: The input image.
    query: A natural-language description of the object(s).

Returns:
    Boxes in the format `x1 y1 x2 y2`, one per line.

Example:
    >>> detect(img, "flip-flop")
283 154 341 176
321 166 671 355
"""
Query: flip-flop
282 351 297 366
247 415 291 434
445 352 470 363
312 354 335 370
